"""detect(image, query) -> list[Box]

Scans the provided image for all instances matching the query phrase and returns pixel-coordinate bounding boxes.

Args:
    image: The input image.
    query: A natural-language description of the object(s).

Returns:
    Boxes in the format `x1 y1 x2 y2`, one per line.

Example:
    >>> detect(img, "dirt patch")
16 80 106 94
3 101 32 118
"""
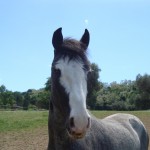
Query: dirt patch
0 127 48 150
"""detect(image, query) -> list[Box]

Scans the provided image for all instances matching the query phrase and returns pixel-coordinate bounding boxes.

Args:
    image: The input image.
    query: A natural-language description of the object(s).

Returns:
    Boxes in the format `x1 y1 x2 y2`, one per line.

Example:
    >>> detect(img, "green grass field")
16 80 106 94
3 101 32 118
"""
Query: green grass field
0 110 150 150
0 111 48 132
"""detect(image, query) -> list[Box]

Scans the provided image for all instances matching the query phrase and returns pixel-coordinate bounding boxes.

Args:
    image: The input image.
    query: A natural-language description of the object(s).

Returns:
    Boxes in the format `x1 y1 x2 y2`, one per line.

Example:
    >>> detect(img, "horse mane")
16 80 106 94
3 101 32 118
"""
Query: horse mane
62 38 87 54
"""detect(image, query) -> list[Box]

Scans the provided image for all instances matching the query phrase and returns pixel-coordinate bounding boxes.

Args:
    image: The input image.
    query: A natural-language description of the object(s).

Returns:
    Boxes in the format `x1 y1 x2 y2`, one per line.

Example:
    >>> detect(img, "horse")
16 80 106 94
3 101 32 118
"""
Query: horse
48 28 149 150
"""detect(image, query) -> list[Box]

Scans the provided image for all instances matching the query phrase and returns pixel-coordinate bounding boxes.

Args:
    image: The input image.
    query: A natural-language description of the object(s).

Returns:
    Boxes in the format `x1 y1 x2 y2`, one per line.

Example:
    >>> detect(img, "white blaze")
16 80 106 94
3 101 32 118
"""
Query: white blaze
55 56 90 130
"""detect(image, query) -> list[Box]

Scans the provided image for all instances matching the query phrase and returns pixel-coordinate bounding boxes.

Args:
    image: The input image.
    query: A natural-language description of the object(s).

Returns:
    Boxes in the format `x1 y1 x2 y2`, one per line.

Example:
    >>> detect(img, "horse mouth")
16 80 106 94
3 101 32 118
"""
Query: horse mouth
66 129 85 139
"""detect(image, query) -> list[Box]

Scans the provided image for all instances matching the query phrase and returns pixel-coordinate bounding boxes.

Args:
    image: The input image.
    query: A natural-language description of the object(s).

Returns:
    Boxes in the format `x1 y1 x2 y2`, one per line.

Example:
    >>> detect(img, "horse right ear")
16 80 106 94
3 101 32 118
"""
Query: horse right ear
80 29 90 49
52 28 63 50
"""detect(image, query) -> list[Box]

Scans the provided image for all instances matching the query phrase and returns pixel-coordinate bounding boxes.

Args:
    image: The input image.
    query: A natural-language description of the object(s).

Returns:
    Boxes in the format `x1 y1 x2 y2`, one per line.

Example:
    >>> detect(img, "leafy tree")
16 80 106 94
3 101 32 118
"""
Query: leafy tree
0 85 15 108
30 95 37 105
6 91 15 107
0 85 7 106
136 74 150 93
96 80 136 110
45 77 51 91
13 92 23 106
36 91 50 109
87 63 101 109
1 71 150 111
135 74 150 109
23 92 30 110
0 85 7 93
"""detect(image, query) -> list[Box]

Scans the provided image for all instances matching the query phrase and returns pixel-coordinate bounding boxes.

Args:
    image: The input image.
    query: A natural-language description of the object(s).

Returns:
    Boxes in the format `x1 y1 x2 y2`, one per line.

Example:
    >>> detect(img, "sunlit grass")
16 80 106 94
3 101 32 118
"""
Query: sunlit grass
0 110 149 149
0 111 48 132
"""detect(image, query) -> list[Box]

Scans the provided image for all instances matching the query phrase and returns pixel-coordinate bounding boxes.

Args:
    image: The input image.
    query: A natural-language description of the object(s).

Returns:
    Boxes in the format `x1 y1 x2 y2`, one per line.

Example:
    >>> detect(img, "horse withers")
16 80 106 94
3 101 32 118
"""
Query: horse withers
48 28 149 150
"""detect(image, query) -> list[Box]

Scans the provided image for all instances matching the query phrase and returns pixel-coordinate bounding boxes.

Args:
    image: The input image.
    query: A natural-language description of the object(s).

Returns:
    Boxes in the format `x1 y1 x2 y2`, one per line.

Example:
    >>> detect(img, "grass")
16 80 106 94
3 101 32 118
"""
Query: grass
0 110 149 150
0 111 48 132
0 110 150 133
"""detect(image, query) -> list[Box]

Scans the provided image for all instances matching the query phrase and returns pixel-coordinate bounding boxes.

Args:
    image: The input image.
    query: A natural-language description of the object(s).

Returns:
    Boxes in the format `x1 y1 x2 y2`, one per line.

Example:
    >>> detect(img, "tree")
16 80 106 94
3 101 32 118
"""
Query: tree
0 85 16 108
136 74 150 93
87 63 101 109
135 74 150 109
0 85 7 93
96 80 136 110
0 85 7 106
23 92 30 110
13 92 23 106
45 77 51 91
36 91 50 109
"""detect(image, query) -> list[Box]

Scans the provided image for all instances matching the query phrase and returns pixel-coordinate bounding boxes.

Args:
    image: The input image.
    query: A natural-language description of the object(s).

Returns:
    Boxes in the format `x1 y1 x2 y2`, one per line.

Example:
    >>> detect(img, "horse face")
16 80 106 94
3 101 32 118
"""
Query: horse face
54 56 90 138
51 28 91 139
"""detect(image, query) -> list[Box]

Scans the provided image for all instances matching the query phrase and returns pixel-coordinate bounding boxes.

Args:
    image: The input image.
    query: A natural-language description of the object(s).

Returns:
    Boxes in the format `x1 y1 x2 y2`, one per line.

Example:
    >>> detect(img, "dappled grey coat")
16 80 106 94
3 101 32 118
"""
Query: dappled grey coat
48 112 149 150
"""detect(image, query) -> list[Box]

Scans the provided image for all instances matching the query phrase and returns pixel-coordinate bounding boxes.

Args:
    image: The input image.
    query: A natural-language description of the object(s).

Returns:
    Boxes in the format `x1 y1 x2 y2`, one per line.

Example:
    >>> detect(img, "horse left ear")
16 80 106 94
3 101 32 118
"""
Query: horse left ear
52 28 63 50
80 29 90 49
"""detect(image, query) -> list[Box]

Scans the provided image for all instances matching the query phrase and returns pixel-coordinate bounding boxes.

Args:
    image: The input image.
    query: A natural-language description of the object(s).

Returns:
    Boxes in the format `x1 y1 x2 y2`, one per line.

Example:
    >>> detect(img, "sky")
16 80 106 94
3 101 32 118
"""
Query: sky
0 0 150 92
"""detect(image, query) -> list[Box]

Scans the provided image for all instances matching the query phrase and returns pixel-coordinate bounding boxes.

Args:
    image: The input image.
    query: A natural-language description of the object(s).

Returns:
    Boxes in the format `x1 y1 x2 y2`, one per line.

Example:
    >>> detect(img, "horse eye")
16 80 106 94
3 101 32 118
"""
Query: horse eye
54 68 61 75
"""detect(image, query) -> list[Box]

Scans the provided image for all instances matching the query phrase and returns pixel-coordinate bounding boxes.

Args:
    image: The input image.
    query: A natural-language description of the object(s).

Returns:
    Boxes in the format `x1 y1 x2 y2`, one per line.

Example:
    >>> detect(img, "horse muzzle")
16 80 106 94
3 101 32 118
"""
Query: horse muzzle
67 128 86 139
67 116 91 139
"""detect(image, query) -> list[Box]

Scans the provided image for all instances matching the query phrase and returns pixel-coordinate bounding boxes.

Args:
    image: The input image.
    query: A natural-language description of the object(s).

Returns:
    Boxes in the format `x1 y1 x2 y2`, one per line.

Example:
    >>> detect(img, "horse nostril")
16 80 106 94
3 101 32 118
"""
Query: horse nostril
69 117 75 128
87 117 90 128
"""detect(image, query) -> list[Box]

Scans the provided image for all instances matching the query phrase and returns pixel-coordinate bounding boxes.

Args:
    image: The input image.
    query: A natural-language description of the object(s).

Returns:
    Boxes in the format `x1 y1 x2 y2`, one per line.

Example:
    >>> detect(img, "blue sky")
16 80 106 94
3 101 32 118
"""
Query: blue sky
0 0 150 92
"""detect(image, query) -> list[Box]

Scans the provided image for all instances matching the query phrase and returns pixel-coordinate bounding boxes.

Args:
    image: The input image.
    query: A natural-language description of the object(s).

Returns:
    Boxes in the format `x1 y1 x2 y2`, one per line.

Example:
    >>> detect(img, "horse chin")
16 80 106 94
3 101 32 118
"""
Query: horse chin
66 129 85 140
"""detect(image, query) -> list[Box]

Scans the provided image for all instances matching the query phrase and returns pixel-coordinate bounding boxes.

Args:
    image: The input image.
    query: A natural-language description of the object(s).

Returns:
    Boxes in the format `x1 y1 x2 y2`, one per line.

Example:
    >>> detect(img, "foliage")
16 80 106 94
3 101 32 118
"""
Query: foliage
96 81 134 110
135 74 150 110
96 74 150 110
0 64 150 111
0 85 50 110
87 63 101 109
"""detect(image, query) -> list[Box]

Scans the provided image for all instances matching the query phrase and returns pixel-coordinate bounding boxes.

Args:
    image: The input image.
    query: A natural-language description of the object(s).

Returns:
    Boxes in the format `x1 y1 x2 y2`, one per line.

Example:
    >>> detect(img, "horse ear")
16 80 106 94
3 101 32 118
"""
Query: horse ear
52 28 63 50
80 29 90 49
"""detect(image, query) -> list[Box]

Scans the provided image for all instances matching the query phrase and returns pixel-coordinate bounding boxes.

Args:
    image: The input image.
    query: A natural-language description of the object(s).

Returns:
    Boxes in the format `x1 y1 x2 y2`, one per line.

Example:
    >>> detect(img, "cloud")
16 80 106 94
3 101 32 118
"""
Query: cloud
84 19 89 25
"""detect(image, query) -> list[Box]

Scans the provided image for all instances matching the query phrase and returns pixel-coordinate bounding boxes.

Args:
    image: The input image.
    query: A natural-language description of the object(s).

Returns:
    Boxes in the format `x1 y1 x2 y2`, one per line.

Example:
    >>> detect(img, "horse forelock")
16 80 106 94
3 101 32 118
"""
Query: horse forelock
62 38 87 53
53 38 90 72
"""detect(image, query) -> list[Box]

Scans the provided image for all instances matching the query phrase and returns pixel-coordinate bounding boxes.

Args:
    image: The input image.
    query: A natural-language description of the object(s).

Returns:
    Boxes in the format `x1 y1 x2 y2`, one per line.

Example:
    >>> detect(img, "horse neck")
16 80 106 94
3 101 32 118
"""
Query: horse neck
48 106 71 149
50 104 71 146
49 80 71 146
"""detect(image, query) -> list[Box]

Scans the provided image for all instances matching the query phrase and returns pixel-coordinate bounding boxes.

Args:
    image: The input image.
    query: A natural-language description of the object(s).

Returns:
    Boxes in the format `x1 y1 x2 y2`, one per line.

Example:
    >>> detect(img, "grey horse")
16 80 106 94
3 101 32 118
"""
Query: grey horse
48 28 149 150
